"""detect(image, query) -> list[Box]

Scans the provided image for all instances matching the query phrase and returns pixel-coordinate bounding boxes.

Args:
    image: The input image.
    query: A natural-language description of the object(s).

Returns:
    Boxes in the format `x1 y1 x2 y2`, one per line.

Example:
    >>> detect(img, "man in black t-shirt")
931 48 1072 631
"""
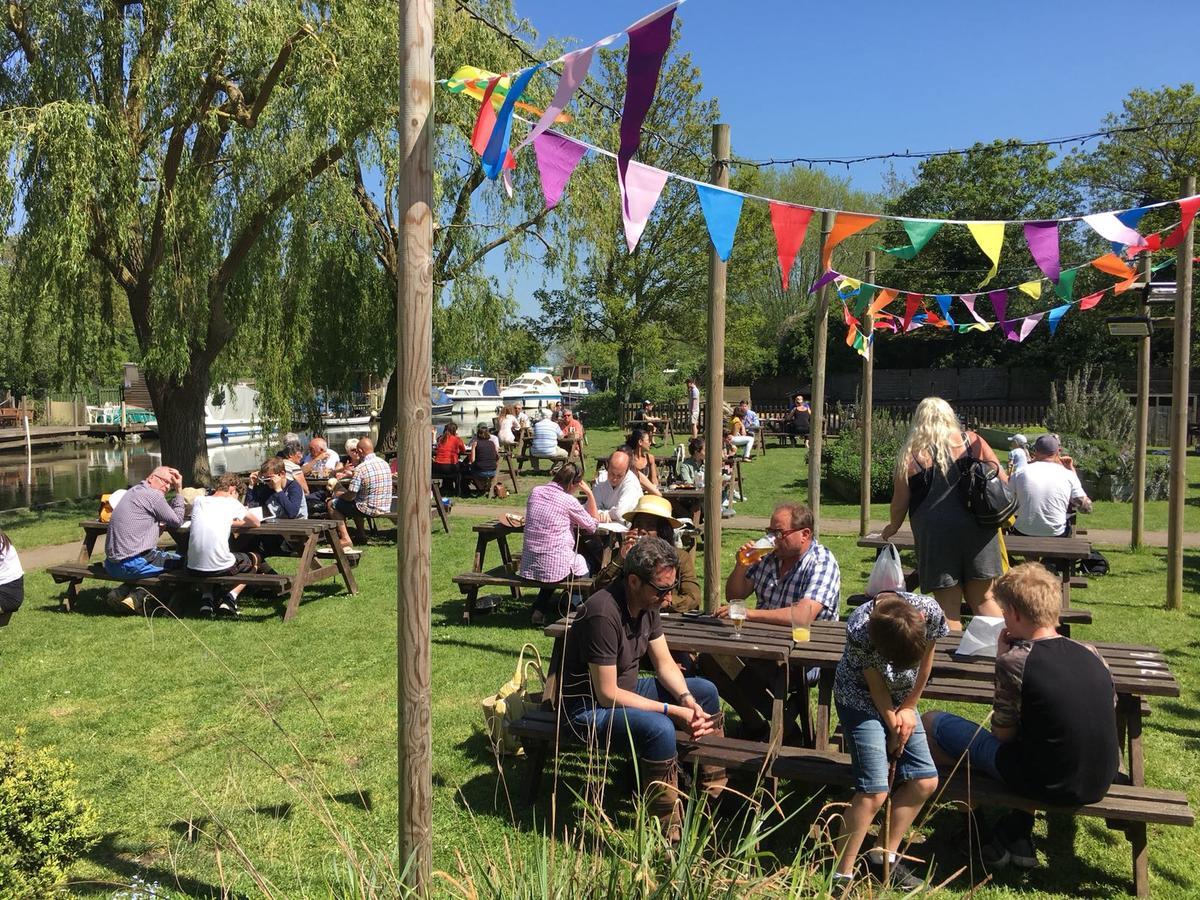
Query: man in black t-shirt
561 537 724 839
924 563 1119 870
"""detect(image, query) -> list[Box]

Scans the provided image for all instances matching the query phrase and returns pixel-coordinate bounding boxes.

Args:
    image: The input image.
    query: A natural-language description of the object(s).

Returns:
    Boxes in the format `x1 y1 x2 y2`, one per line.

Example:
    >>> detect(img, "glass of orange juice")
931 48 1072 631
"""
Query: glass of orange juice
737 534 776 568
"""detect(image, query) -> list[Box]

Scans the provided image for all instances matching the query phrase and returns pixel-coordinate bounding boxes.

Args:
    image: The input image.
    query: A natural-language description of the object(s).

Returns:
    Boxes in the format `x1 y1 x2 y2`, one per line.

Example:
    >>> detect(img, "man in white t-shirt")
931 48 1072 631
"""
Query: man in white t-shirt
186 474 261 617
1011 434 1092 537
686 377 701 438
301 436 341 478
1007 433 1030 475
592 450 645 523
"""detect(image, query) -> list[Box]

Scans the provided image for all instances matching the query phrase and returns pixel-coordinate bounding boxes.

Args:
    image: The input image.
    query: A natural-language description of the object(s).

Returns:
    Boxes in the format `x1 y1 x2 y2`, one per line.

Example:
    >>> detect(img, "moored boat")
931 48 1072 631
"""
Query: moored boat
501 371 561 414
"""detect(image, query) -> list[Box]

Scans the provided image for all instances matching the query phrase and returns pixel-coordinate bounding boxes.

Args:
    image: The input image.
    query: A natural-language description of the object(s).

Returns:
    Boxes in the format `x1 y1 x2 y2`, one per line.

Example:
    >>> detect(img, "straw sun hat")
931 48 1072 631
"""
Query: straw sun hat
622 494 682 528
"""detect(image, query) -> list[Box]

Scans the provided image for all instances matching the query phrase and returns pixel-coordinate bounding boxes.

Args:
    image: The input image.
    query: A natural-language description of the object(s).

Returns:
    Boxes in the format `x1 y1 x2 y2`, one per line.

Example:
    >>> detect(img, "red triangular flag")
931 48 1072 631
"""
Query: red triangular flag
1079 290 1105 310
769 202 814 291
470 78 515 170
901 293 921 330
1163 196 1200 249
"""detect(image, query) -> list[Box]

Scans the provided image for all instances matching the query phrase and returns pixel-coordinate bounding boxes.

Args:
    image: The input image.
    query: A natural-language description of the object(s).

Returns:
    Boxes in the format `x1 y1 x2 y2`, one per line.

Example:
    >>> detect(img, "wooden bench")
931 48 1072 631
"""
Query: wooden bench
844 593 1092 635
452 567 600 624
46 562 292 611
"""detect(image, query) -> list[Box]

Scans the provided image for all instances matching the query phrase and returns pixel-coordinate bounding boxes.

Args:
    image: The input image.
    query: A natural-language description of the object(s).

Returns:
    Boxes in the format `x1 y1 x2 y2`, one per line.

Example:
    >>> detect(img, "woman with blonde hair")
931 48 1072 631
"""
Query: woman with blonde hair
881 397 1006 630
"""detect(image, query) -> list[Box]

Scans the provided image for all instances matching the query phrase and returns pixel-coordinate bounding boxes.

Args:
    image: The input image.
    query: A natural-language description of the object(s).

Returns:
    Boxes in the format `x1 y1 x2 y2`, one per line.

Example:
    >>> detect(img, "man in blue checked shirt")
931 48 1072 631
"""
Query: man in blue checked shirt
719 500 841 627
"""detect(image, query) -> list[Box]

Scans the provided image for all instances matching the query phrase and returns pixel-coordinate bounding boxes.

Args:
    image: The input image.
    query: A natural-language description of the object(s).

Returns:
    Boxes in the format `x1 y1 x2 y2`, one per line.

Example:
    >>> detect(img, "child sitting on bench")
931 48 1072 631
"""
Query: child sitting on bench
832 590 948 890
187 474 261 618
923 562 1119 869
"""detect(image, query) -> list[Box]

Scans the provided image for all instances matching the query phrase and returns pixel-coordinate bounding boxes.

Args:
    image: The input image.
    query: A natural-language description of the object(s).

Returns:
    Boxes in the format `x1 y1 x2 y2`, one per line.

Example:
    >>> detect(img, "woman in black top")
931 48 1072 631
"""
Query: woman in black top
468 423 500 490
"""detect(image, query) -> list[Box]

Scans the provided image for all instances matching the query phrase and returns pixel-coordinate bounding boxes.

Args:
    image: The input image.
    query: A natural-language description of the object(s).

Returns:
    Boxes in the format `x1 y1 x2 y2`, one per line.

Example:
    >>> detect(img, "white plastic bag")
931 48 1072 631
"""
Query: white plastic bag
957 615 1005 657
865 543 905 597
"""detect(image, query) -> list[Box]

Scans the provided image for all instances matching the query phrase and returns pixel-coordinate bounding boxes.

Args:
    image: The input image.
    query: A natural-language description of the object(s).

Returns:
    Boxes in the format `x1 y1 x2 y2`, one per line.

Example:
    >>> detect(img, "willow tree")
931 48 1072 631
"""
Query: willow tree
0 1 393 481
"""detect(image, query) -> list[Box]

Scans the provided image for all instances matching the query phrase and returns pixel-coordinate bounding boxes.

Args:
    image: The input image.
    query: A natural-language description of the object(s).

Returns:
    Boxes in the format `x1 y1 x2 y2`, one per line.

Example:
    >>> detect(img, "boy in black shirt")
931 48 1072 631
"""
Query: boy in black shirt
924 562 1119 868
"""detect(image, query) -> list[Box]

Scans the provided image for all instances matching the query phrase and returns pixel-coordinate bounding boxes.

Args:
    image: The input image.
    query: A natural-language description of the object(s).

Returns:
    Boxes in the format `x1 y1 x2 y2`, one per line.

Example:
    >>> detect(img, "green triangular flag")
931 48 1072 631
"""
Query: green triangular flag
883 220 943 260
853 286 876 317
852 329 868 358
1054 268 1077 302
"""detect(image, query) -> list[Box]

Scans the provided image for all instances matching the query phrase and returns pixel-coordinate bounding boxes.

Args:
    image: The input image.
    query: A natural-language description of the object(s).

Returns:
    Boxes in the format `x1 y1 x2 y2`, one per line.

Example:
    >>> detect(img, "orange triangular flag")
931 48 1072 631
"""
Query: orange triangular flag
1091 252 1135 281
867 288 898 316
822 212 879 272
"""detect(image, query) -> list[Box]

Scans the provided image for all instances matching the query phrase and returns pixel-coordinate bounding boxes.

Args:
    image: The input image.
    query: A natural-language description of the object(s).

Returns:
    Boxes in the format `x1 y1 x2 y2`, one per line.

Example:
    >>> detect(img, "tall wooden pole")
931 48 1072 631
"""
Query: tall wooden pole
703 123 730 613
859 250 875 537
1167 174 1196 610
808 211 835 540
1132 251 1151 551
397 0 434 890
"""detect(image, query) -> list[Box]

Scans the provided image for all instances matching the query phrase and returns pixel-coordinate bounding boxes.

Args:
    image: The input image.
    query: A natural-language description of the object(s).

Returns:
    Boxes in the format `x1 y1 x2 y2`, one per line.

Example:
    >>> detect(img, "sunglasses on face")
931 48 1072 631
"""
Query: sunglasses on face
646 578 678 599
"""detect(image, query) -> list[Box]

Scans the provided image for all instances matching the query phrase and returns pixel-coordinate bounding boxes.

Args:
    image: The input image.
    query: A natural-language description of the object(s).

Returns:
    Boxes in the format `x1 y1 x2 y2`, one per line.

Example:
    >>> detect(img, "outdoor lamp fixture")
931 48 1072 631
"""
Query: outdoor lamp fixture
1106 315 1154 337
1144 281 1178 305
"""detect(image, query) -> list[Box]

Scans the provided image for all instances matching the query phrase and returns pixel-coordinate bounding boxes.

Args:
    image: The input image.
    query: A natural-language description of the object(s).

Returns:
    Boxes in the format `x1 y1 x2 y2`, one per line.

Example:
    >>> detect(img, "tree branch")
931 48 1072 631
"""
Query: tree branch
3 1 38 67
348 157 397 277
433 165 486 275
440 206 552 284
209 24 313 129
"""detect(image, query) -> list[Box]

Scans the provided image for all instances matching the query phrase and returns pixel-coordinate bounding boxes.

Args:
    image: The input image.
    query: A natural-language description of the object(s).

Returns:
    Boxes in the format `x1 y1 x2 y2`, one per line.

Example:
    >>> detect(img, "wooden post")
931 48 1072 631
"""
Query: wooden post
1132 252 1151 551
397 0 434 891
859 250 875 537
1167 175 1196 610
808 211 835 539
703 123 730 614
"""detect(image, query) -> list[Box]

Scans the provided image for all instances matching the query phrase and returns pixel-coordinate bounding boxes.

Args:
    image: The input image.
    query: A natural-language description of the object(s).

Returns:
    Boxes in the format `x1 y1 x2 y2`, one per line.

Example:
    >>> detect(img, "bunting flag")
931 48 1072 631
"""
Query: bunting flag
470 78 516 171
809 269 839 294
822 212 879 272
935 294 956 327
696 184 744 261
1018 280 1042 299
1091 252 1137 294
1047 304 1071 335
1113 207 1149 255
1083 211 1146 250
619 160 669 252
1023 221 1060 283
867 288 898 316
616 4 675 184
852 329 870 359
447 65 571 123
959 294 992 328
902 293 921 330
532 132 588 209
769 202 814 291
1054 267 1077 302
966 221 1006 286
1163 196 1200 249
516 47 596 151
1079 290 1105 310
1014 312 1044 342
481 64 543 179
883 220 942 260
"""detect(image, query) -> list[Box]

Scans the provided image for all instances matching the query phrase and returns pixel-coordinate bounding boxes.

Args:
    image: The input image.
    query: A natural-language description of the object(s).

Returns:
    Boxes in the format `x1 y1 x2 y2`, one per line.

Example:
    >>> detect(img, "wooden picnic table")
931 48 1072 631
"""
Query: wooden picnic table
661 486 704 523
789 619 1178 790
545 611 796 746
66 517 359 621
859 528 1093 608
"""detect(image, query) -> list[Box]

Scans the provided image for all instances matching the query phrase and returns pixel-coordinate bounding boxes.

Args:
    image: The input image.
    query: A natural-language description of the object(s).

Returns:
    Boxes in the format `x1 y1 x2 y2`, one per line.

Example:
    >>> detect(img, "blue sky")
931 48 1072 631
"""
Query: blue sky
487 0 1200 316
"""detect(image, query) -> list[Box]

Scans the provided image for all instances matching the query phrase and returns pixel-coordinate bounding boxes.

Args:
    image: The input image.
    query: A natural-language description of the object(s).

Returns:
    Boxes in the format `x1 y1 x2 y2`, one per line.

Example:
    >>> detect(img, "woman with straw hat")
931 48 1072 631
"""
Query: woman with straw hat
593 494 700 612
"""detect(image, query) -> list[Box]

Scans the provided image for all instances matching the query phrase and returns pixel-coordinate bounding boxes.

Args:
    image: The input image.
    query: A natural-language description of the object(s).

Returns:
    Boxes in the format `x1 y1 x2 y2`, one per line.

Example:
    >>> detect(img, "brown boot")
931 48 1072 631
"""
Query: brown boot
697 712 728 800
639 756 682 843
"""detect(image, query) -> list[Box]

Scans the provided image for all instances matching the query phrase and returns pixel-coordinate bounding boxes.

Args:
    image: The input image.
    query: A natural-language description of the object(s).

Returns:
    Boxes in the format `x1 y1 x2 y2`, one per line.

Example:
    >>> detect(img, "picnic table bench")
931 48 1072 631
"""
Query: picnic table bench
47 518 359 621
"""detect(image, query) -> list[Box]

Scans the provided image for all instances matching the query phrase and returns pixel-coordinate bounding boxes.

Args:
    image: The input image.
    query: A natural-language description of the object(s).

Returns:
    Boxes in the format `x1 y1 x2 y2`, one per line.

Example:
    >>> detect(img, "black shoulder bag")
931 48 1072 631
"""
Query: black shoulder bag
956 434 1019 528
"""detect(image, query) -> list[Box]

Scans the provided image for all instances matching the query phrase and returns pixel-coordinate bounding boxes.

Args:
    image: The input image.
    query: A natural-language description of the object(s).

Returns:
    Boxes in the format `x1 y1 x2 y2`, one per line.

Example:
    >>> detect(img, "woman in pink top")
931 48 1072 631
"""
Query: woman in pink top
518 462 600 624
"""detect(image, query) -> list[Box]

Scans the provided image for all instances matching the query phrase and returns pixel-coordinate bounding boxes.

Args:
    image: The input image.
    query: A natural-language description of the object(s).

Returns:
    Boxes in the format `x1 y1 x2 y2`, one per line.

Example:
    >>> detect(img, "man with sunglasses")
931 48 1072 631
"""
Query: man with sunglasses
104 466 187 585
720 500 841 628
561 537 725 840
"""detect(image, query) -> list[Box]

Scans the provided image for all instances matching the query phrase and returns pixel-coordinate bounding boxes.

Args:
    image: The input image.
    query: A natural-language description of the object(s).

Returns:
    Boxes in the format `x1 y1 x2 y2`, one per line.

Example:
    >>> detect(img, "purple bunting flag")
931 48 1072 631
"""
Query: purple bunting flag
1023 221 1060 283
809 269 840 294
616 4 676 223
532 132 588 210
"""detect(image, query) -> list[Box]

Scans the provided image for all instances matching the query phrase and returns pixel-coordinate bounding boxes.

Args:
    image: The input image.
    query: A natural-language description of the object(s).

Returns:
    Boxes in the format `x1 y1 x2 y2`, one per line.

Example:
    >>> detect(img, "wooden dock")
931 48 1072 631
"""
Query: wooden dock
0 423 153 453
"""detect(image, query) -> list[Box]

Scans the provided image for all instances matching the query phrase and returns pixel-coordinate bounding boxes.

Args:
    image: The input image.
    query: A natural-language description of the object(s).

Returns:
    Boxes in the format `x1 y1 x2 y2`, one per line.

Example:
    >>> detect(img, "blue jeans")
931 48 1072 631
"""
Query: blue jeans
104 549 182 579
837 702 938 794
567 676 720 760
929 711 1004 781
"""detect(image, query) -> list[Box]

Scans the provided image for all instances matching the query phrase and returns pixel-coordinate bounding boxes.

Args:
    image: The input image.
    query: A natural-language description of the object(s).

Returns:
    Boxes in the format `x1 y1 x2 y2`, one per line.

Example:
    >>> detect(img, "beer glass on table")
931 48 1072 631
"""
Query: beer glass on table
728 600 747 638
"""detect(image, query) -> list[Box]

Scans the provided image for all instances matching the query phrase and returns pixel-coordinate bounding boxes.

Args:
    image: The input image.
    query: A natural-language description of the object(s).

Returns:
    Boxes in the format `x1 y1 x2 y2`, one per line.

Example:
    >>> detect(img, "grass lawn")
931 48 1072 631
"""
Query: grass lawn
0 498 103 550
3 510 1199 896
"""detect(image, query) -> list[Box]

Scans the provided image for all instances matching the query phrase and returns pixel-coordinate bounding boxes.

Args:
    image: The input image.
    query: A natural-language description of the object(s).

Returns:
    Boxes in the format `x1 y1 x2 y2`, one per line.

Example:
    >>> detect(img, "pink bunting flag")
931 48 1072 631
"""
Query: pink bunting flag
769 202 814 291
1083 212 1146 250
1163 196 1200 250
1023 221 1060 283
959 293 990 326
1014 312 1044 342
619 159 669 252
1079 290 1105 310
517 45 596 152
531 132 588 210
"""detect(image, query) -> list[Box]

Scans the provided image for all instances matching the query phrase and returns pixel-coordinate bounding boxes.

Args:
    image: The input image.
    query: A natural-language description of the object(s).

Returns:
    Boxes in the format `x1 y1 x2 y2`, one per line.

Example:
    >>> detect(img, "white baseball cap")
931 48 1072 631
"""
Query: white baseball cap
1009 434 1028 446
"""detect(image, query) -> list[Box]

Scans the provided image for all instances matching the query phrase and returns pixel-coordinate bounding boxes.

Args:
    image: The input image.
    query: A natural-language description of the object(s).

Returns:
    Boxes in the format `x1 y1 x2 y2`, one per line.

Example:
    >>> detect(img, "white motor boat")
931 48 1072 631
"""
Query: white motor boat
559 378 593 405
445 376 504 427
501 371 562 414
206 382 265 444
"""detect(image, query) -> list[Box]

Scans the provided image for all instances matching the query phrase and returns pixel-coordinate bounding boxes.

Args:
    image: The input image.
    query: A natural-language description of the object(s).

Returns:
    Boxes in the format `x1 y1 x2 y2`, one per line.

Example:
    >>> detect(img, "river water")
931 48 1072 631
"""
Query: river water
0 426 376 513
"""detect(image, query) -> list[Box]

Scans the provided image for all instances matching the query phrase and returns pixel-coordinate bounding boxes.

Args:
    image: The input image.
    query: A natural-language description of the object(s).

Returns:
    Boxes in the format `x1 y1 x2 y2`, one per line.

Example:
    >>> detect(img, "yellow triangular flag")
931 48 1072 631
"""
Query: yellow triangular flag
966 221 1006 287
1018 281 1042 299
837 276 862 291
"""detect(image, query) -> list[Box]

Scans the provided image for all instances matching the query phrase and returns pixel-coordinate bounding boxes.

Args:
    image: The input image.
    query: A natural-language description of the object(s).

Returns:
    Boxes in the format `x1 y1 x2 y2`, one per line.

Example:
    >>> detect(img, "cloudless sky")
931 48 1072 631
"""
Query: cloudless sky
479 0 1200 316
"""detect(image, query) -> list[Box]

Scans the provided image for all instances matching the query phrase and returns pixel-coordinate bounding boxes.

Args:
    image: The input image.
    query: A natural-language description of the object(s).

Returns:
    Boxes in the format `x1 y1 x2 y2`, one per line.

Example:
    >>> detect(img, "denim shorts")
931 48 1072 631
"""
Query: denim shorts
104 549 182 579
929 711 1004 781
837 702 938 794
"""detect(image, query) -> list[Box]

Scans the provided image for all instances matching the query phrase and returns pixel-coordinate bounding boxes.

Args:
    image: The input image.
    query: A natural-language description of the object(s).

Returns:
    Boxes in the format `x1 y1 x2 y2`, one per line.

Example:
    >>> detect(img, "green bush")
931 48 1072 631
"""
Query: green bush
574 390 620 428
0 730 97 898
822 407 910 503
1046 365 1134 446
1058 435 1170 502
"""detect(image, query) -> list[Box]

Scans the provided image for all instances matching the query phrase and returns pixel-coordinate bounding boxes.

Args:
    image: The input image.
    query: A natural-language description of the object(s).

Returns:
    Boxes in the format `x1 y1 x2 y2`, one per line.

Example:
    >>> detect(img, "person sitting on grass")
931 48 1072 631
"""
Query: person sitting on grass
831 590 948 891
186 474 262 618
923 562 1119 871
560 537 723 842
330 437 393 547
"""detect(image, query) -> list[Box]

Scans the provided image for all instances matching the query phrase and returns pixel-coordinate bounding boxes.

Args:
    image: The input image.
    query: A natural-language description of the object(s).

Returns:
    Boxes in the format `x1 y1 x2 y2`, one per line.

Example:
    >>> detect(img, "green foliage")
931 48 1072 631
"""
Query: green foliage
821 407 910 502
1053 435 1169 503
0 730 97 897
575 390 620 428
1046 365 1134 447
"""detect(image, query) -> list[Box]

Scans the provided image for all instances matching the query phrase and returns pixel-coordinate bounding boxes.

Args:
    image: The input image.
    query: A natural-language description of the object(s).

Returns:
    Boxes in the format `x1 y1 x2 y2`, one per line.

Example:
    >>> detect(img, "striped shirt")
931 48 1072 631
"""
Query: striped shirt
349 453 393 515
518 482 597 582
746 540 841 619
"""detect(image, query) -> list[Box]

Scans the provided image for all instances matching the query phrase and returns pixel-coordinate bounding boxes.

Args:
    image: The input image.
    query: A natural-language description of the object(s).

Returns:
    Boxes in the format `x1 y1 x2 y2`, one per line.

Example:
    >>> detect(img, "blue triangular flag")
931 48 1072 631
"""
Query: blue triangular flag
481 64 543 180
1047 303 1071 335
1111 207 1149 255
695 183 744 262
935 294 956 327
